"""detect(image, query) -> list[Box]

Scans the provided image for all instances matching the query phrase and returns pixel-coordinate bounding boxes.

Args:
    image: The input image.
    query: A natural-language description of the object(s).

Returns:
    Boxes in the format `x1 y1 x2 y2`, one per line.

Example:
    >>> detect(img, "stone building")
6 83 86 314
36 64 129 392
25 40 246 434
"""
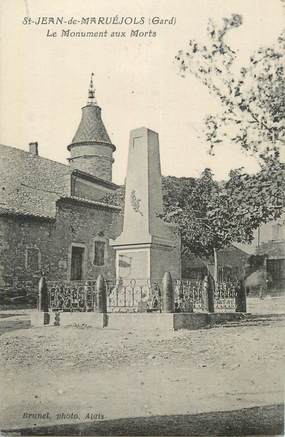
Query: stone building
255 215 285 293
181 245 249 281
246 152 285 293
0 75 122 296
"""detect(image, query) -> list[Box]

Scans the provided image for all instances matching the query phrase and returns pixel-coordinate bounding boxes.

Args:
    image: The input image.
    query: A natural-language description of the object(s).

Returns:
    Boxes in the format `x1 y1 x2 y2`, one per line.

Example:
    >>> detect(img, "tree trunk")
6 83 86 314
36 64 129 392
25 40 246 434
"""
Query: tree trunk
213 247 218 287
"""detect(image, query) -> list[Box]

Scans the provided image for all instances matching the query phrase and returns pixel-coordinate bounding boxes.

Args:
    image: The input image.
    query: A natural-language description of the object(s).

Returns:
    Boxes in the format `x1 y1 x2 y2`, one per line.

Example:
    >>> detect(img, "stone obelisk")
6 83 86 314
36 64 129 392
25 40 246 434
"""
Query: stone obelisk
111 127 181 281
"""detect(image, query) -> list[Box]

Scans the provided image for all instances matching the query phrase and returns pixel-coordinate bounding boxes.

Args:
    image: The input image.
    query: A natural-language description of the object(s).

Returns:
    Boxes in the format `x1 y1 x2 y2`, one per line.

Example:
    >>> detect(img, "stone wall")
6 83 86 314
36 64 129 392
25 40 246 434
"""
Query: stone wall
69 143 113 181
73 177 114 202
53 199 121 281
0 215 54 290
0 217 11 286
70 155 113 182
0 143 117 216
0 200 122 294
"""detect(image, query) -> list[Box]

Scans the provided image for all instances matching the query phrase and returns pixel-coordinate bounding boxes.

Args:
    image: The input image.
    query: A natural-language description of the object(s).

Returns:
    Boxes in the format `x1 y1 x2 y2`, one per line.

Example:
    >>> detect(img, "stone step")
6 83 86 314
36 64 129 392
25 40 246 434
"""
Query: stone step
217 312 285 328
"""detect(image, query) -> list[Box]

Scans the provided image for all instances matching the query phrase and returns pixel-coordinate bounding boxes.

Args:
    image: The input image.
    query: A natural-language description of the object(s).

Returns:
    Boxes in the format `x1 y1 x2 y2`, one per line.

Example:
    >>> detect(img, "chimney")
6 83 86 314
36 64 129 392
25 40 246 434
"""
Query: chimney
29 142 38 156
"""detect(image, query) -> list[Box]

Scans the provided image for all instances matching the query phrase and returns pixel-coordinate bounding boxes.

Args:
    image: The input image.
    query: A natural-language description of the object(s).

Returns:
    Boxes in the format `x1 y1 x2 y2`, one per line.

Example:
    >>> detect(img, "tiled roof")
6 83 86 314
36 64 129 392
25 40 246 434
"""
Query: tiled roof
69 105 114 149
0 143 70 218
0 194 121 220
72 169 119 190
0 144 119 220
0 191 121 220
0 205 54 220
58 196 121 211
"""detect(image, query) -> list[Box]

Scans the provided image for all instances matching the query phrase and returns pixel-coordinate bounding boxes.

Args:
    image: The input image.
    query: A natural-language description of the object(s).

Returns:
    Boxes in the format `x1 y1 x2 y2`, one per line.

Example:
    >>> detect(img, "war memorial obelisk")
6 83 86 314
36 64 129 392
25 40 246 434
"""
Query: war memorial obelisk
111 127 181 282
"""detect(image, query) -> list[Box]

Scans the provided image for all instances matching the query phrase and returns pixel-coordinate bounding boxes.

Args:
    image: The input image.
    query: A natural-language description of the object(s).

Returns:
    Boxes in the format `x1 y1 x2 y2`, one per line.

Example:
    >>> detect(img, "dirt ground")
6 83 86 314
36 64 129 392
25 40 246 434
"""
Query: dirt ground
0 307 284 436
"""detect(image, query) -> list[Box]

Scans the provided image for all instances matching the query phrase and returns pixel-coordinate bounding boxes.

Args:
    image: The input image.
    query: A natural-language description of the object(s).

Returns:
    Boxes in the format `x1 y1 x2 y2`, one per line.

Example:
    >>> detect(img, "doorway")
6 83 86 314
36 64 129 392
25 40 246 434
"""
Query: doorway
71 246 85 280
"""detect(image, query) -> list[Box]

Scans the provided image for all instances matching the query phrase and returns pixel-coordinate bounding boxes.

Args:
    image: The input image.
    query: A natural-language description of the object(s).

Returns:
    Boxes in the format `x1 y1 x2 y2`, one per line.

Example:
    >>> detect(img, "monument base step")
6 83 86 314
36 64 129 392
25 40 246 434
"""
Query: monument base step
31 311 245 330
173 312 244 330
31 312 108 328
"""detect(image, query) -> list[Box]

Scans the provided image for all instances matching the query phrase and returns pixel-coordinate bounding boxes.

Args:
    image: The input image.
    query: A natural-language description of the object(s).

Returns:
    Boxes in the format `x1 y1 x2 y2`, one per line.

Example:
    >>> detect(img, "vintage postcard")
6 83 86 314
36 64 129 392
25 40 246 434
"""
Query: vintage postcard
0 0 284 435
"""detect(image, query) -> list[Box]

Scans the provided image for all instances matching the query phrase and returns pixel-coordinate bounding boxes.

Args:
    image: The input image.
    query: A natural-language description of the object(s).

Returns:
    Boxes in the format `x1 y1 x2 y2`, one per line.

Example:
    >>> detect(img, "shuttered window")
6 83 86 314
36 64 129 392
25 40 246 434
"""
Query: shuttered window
93 241 105 266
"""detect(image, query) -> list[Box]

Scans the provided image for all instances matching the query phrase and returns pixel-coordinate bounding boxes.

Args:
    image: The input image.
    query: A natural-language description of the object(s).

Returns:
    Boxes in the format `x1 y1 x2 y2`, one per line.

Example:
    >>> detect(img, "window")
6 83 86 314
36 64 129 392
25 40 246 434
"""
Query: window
71 246 85 280
93 241 105 266
25 247 40 271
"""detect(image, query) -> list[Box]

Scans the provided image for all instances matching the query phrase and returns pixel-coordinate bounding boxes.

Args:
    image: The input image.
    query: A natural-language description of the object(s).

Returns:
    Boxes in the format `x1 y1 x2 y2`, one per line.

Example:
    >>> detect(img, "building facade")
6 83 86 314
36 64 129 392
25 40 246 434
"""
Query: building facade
0 76 122 299
255 215 285 293
181 245 249 281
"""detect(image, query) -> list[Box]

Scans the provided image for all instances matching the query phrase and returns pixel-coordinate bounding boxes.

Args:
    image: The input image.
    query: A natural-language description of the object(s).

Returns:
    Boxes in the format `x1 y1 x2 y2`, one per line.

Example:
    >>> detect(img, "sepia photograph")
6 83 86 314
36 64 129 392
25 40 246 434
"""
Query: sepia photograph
0 0 284 435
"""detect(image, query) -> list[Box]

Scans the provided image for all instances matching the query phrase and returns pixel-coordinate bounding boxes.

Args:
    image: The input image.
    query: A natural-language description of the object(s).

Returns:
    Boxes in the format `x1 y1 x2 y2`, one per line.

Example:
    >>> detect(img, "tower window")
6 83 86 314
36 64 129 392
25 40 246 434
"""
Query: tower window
93 241 105 266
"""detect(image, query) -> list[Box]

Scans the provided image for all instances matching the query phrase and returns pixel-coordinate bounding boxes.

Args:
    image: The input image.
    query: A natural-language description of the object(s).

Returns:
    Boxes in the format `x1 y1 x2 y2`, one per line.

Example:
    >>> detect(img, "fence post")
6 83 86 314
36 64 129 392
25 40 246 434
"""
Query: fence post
37 275 50 326
206 274 215 313
162 272 174 313
38 275 49 312
235 279 247 312
96 274 107 313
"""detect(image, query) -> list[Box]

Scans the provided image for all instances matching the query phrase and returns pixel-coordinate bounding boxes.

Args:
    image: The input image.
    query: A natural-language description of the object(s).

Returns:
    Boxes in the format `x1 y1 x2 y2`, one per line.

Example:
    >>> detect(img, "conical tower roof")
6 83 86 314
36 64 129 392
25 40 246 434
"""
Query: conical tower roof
71 105 112 145
68 73 115 150
67 74 116 181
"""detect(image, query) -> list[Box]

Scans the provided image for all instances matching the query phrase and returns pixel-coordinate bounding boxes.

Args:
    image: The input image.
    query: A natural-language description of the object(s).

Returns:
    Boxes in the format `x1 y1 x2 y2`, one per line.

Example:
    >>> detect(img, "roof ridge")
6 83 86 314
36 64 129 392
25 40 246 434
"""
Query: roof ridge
0 143 70 169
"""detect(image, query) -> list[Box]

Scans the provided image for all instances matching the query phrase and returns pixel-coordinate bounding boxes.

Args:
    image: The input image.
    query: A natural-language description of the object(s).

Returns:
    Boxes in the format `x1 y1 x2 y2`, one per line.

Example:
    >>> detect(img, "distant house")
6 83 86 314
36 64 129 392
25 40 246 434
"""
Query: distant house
236 213 285 294
255 215 285 293
181 244 249 281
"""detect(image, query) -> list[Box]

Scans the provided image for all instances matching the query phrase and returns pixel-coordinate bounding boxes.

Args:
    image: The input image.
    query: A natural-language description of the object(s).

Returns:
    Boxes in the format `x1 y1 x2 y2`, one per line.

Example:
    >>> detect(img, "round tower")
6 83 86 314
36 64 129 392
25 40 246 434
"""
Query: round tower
67 73 115 181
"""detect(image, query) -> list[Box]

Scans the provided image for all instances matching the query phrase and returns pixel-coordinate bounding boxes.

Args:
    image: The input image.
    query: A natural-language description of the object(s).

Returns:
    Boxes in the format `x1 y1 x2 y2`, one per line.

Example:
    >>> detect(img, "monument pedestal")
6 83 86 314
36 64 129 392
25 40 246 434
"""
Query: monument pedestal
114 241 180 282
111 127 181 282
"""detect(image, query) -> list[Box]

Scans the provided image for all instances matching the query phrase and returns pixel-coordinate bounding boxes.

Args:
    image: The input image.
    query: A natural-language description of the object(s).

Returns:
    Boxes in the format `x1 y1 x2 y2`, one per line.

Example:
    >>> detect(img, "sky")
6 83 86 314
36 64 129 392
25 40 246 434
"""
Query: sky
0 0 284 185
